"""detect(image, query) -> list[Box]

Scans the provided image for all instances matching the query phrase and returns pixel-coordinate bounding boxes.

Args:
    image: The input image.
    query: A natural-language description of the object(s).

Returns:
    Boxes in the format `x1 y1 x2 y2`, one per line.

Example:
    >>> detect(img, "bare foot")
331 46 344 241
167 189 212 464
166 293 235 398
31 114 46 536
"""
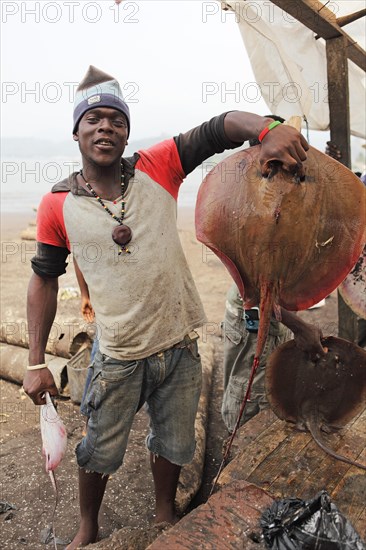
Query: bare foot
153 512 179 526
65 523 98 549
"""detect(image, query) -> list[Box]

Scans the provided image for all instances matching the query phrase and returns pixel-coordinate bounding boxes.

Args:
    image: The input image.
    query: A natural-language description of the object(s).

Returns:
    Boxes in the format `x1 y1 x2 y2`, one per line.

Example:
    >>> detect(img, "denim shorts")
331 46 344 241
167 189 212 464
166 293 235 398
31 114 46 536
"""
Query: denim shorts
76 335 202 475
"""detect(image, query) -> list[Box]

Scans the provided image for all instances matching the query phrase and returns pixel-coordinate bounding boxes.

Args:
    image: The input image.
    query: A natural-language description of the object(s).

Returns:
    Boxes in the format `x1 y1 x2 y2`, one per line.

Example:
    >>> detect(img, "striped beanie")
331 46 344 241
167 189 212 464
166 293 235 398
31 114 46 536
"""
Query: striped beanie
73 66 130 137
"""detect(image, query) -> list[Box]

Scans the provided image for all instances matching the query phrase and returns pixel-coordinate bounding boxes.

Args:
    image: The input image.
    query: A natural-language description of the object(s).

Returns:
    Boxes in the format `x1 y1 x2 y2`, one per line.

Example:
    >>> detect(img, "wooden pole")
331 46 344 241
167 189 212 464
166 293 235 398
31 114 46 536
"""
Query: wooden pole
326 35 359 343
269 0 366 70
336 9 366 29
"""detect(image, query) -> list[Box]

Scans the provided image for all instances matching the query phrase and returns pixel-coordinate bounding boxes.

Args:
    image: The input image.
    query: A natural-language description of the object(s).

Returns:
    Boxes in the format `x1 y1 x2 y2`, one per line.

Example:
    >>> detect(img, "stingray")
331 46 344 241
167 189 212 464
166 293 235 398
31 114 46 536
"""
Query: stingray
196 136 366 365
196 125 365 401
265 337 366 470
197 121 366 488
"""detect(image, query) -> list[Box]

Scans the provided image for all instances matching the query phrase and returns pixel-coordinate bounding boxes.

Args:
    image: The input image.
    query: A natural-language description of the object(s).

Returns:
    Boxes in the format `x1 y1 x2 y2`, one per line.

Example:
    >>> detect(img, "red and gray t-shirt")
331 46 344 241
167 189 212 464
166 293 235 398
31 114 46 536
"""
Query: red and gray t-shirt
32 113 243 360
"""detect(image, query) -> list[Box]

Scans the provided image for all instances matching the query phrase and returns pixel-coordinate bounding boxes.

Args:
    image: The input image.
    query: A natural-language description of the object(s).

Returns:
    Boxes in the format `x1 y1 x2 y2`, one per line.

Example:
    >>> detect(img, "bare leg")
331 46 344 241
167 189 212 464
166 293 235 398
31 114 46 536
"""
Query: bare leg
66 469 109 549
150 453 181 524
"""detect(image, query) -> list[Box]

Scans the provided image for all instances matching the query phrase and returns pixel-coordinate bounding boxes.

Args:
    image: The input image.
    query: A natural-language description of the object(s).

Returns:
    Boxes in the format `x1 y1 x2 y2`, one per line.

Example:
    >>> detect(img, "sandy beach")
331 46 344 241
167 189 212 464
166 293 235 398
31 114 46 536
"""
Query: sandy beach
0 206 341 548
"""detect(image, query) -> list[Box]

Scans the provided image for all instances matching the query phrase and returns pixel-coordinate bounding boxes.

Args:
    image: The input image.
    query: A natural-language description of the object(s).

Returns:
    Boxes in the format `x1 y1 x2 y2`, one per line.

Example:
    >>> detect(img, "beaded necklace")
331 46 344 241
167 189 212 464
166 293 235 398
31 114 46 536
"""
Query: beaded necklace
80 168 132 254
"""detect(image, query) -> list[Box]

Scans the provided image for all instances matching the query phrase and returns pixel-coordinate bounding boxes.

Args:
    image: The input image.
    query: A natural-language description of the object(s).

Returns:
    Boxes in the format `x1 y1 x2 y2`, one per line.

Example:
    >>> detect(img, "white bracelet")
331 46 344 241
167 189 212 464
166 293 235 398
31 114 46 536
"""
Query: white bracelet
27 363 48 371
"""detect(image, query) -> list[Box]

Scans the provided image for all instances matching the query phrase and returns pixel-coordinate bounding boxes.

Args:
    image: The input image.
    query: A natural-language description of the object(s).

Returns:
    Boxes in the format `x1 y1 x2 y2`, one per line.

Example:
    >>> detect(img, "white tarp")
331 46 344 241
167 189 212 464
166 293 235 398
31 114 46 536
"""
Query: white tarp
224 0 366 138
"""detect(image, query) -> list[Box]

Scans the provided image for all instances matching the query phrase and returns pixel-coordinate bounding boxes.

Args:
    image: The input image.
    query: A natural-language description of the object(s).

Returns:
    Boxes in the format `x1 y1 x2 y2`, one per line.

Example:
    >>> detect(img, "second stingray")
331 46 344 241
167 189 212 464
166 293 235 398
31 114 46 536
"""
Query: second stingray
265 336 366 470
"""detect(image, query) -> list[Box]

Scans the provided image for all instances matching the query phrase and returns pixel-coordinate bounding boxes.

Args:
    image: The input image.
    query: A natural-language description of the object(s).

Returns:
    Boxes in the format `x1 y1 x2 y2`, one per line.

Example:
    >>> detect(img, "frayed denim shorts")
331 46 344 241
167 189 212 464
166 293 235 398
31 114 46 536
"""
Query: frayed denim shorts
76 334 202 475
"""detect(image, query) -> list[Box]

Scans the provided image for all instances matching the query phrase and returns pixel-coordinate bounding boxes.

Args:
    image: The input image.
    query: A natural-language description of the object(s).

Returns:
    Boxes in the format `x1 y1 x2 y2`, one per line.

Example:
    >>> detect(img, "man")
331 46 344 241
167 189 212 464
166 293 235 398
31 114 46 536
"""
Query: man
23 66 324 548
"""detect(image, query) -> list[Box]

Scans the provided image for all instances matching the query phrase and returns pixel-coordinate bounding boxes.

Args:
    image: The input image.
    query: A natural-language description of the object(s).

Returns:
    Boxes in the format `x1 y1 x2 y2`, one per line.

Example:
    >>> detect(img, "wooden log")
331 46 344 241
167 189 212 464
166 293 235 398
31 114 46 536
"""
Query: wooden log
0 316 94 358
20 226 36 241
336 9 366 29
0 342 69 394
217 417 287 487
216 409 366 532
147 481 273 549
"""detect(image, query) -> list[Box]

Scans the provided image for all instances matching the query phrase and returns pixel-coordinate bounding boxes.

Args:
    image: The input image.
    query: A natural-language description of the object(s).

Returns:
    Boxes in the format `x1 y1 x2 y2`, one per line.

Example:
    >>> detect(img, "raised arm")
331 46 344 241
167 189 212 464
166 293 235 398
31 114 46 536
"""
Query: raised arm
23 273 59 405
175 111 309 178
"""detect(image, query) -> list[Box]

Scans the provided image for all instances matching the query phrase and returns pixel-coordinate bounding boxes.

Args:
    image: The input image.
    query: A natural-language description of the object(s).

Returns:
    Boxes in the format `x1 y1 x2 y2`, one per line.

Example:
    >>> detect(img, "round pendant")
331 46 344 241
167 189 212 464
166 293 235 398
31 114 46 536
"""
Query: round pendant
112 224 132 246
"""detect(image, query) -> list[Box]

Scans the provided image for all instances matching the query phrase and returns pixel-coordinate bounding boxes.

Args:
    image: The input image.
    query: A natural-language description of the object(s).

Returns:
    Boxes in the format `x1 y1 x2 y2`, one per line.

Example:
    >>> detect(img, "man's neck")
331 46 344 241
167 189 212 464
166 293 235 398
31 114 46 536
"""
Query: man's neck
79 159 123 200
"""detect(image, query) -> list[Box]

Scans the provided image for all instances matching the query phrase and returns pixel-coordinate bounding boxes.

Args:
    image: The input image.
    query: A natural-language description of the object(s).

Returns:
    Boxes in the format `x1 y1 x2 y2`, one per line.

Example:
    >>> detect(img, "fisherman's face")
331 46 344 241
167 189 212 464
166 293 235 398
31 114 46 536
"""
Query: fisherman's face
73 107 128 167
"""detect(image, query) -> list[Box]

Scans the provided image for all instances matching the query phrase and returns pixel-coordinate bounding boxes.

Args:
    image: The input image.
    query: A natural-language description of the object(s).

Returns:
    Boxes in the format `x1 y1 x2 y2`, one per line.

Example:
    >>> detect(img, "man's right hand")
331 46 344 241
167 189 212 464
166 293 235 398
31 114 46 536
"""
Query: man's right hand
81 296 95 323
23 368 58 405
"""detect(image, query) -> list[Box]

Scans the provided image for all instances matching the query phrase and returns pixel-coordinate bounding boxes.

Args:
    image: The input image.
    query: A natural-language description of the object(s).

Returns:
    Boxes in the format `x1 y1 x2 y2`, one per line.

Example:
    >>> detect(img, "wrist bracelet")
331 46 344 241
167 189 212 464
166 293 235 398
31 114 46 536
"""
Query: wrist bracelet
258 120 282 143
27 363 48 371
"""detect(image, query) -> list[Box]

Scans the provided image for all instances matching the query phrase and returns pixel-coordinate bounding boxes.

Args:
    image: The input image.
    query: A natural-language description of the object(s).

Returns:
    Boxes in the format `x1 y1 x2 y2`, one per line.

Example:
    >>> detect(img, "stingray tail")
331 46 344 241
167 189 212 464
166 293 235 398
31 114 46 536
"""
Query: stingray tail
210 281 276 495
308 417 366 471
233 280 276 427
255 280 277 360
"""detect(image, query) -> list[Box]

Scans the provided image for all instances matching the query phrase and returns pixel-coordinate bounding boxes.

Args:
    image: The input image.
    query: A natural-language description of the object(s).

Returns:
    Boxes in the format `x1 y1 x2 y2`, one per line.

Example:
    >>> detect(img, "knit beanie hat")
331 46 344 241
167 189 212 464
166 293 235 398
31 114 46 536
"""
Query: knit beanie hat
73 66 130 137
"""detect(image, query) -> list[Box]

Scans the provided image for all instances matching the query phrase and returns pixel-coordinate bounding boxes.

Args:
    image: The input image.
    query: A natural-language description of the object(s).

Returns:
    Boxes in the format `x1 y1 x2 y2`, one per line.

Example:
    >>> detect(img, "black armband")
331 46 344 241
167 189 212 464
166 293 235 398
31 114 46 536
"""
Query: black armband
31 242 69 278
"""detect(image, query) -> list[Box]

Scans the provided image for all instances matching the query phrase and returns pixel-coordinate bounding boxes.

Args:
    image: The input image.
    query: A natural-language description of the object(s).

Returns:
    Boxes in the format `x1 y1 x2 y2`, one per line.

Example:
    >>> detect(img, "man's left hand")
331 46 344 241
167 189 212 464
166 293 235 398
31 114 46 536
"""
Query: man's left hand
259 124 309 179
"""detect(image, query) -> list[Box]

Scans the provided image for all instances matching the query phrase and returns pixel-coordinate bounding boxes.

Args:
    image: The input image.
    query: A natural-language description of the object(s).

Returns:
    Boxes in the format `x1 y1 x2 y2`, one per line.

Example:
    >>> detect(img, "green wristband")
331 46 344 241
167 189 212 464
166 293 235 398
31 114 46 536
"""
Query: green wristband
258 120 282 142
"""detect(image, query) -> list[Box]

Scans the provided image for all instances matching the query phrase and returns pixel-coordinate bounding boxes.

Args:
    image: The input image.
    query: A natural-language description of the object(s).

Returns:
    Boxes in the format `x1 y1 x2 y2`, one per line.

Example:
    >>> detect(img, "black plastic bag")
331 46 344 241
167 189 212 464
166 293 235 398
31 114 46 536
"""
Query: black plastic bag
260 490 365 549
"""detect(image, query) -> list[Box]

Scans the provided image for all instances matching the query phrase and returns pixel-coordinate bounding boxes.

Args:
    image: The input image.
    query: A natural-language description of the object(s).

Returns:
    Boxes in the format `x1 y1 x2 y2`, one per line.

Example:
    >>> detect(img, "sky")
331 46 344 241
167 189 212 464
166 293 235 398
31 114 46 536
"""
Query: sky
1 0 259 141
1 0 365 150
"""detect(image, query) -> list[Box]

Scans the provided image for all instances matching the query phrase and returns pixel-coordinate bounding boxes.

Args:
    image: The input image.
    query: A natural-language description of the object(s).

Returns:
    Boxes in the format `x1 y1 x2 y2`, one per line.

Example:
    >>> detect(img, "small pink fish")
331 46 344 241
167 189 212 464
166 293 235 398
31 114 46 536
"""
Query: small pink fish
40 392 67 474
40 393 67 548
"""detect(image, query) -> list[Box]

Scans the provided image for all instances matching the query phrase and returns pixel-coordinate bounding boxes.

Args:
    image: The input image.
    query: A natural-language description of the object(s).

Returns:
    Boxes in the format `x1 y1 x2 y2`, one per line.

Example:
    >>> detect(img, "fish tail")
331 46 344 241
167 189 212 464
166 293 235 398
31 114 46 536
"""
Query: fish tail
49 470 57 496
211 281 278 492
230 280 277 429
308 417 366 471
220 281 276 464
